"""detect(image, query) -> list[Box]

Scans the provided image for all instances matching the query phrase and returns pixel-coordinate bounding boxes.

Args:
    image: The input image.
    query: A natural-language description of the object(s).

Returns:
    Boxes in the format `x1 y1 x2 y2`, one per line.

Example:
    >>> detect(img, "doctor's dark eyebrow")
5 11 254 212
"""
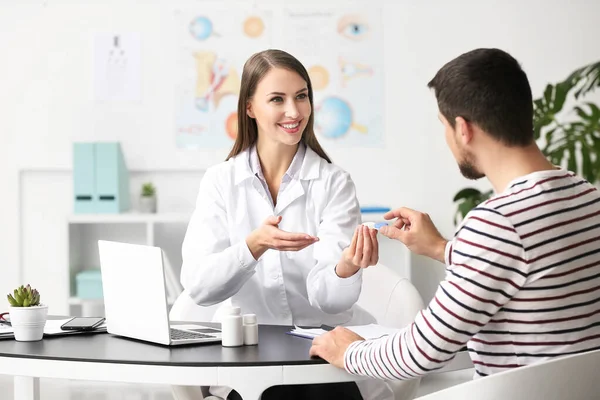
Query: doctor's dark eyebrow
267 88 308 96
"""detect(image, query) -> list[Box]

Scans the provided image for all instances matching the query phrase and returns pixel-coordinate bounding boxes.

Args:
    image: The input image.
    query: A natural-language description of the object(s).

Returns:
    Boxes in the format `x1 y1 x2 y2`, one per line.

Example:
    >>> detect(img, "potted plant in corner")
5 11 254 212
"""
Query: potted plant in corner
7 285 48 341
140 182 157 213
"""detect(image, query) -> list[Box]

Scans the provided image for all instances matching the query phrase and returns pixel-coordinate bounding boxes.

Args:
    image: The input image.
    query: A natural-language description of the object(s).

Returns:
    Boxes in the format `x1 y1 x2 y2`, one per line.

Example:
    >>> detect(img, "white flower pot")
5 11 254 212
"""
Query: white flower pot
9 305 48 341
139 196 157 213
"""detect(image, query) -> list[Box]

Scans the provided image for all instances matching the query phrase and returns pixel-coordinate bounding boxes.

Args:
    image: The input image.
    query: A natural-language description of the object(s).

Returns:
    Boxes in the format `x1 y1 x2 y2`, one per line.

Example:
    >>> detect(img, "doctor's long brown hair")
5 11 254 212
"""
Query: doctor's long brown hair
226 49 332 163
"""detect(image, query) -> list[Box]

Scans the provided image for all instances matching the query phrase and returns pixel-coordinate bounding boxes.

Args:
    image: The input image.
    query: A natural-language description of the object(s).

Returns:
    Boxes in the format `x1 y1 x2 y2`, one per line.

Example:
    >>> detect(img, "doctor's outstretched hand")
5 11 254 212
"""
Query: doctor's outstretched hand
246 215 319 260
378 207 448 263
336 225 379 278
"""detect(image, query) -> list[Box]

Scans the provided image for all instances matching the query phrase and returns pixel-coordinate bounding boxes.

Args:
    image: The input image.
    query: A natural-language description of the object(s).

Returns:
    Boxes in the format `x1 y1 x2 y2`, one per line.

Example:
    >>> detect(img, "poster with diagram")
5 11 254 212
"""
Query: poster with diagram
282 8 384 147
174 6 384 148
174 9 272 148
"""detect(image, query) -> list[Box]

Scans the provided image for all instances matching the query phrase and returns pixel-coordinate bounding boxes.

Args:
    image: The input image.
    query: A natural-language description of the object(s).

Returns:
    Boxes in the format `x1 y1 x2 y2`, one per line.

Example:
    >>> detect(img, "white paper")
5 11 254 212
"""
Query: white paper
0 324 13 334
290 323 401 340
43 318 78 334
0 319 107 336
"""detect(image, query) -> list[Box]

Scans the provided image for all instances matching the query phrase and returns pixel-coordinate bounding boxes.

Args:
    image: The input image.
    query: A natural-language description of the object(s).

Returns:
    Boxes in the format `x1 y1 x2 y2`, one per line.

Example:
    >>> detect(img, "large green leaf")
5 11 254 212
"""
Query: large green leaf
533 83 569 140
453 188 483 202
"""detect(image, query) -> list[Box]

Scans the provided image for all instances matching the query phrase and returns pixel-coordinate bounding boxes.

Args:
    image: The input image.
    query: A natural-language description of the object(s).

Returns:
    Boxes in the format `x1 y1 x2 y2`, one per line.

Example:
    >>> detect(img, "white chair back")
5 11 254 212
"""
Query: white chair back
169 290 223 323
416 349 600 400
357 263 425 400
357 263 424 327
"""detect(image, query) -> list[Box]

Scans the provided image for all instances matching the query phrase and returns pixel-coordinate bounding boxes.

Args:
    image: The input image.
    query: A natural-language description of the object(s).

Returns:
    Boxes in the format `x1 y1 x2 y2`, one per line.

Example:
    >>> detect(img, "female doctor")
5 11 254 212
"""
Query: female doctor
175 49 391 400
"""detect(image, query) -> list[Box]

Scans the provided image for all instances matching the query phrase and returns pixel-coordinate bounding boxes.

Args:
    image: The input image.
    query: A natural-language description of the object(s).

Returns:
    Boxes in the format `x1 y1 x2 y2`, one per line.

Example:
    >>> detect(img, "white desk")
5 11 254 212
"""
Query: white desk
0 323 473 400
0 324 366 400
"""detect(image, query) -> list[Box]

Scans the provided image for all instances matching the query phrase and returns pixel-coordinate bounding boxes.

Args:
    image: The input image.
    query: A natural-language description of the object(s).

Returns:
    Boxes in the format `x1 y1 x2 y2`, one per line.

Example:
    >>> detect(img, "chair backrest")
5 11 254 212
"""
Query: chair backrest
357 263 425 400
416 349 600 400
169 290 223 323
357 263 424 328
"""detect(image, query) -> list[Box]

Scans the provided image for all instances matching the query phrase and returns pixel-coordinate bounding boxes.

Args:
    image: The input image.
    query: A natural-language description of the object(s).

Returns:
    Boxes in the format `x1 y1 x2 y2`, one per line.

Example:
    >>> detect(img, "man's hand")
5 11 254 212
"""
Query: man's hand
336 225 379 278
246 216 319 260
379 207 448 263
309 326 365 369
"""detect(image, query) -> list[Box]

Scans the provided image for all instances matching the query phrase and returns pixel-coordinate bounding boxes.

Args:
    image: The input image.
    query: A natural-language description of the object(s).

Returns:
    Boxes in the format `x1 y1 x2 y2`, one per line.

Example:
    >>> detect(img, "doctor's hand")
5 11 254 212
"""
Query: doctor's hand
309 326 365 369
336 225 379 278
246 216 319 260
379 207 448 263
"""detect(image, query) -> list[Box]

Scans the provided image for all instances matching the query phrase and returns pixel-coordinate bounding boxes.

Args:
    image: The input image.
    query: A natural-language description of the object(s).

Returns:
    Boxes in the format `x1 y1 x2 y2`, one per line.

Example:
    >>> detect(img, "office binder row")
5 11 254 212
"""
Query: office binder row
73 142 130 214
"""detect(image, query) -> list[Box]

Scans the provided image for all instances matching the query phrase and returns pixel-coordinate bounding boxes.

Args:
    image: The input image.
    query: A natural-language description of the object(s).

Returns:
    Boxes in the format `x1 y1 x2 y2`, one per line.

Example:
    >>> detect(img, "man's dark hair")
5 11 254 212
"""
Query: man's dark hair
428 48 534 146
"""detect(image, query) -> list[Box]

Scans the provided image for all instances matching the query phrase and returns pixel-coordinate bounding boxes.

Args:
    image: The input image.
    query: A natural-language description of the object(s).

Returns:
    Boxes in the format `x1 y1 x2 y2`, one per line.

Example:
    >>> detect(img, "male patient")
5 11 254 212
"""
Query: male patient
311 48 600 379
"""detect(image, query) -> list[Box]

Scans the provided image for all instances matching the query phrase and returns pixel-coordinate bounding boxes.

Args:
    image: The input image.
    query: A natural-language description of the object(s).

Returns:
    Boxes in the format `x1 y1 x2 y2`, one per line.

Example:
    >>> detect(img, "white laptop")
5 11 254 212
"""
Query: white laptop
98 240 222 346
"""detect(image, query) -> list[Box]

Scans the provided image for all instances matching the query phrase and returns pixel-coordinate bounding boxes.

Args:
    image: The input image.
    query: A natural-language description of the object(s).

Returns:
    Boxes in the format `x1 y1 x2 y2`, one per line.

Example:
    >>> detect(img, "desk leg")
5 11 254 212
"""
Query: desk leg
220 366 281 400
228 384 267 400
14 376 40 400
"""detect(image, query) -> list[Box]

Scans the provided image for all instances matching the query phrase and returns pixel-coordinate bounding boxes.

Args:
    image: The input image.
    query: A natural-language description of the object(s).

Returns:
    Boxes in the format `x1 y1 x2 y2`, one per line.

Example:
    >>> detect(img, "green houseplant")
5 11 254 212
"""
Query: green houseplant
454 61 600 224
140 182 157 213
7 284 48 341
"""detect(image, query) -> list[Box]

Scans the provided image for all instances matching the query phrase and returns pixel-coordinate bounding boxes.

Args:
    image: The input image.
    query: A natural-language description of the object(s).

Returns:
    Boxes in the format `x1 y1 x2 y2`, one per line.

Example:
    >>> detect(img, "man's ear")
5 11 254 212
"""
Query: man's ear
455 116 473 145
246 102 255 119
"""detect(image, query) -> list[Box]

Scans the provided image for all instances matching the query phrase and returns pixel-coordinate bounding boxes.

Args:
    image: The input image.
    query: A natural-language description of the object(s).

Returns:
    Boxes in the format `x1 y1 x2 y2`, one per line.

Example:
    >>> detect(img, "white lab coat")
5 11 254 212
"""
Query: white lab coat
179 146 393 400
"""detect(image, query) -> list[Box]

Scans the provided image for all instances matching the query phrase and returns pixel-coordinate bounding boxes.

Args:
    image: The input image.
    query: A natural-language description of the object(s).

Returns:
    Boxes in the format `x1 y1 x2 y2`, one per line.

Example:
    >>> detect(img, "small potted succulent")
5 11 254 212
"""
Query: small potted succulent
7 285 48 341
140 182 157 213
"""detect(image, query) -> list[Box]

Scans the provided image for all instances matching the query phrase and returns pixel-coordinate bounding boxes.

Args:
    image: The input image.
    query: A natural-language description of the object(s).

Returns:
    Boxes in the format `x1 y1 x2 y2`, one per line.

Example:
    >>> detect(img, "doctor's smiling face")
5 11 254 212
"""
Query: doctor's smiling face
226 49 331 163
247 67 311 148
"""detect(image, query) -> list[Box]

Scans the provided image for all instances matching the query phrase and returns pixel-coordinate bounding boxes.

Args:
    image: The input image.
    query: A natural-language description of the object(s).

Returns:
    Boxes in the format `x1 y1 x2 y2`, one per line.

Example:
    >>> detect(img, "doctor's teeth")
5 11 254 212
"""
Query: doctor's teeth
282 123 299 129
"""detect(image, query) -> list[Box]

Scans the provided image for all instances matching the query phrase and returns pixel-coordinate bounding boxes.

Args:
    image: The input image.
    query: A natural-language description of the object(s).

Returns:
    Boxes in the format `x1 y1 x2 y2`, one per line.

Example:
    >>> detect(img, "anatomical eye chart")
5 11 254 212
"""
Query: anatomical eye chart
173 6 383 149
283 7 384 148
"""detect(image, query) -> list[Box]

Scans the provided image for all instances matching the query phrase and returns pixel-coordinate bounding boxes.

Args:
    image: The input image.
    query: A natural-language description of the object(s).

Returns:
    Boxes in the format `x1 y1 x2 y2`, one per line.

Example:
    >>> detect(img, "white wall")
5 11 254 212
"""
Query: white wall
2 0 600 309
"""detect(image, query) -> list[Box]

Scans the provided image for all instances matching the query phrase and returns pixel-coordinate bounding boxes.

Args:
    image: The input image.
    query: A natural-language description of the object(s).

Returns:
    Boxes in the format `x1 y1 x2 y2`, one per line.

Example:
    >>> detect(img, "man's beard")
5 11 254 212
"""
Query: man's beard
458 153 485 180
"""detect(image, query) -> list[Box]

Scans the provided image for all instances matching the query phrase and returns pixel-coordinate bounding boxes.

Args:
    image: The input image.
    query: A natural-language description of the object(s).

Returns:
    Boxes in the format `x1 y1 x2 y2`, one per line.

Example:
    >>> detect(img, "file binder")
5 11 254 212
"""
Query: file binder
73 142 130 213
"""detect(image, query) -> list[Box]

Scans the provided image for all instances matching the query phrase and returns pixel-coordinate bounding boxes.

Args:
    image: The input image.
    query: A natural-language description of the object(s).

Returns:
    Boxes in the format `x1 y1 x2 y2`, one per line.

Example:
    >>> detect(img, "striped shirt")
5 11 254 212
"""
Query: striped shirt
345 169 600 379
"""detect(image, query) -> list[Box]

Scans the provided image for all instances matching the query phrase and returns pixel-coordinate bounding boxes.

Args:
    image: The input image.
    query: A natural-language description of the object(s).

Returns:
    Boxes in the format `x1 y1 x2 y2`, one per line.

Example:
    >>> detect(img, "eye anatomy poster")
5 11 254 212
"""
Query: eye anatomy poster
174 9 272 148
174 7 384 149
282 8 384 148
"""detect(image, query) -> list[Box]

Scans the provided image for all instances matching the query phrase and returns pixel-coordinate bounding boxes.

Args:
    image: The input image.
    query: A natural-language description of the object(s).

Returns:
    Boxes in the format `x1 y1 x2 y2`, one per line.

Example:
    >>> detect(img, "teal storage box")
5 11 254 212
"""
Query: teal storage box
75 270 104 299
73 142 130 214
95 142 130 213
73 143 97 213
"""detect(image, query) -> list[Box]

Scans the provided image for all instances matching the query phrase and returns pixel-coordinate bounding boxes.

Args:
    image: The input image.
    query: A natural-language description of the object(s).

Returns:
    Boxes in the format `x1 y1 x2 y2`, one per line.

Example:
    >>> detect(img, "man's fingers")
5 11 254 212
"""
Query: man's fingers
383 207 419 221
392 217 410 230
310 335 325 358
309 343 321 358
379 225 408 243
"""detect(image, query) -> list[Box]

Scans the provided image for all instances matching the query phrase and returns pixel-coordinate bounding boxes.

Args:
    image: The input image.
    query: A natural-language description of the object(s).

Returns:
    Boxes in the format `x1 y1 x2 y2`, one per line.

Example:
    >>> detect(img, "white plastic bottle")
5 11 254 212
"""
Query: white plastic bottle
221 306 243 347
243 314 258 345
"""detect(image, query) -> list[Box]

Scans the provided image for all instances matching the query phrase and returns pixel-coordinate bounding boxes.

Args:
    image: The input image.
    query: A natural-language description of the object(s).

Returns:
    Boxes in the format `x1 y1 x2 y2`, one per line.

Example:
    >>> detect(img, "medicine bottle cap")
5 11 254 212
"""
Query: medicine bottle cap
243 314 257 324
223 306 241 316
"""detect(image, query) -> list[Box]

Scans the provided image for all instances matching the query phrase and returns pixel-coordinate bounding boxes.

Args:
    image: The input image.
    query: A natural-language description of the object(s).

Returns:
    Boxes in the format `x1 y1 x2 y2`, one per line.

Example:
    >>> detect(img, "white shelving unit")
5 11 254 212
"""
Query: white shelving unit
67 213 191 316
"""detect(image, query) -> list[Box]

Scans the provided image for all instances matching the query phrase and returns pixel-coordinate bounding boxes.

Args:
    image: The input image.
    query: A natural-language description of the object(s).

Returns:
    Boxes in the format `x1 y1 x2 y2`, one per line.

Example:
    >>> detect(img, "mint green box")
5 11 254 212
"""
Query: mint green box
75 270 104 299
73 142 130 214
94 142 130 213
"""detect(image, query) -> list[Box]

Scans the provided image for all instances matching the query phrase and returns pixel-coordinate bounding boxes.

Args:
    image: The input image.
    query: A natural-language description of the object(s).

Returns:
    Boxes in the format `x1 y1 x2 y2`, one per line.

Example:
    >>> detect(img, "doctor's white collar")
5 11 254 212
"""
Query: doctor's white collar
233 144 322 185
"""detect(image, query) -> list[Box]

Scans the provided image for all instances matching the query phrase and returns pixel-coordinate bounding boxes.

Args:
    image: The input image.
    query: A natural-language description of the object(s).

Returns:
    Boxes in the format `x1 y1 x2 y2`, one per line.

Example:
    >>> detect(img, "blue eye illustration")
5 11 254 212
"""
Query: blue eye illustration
189 16 213 41
337 15 370 41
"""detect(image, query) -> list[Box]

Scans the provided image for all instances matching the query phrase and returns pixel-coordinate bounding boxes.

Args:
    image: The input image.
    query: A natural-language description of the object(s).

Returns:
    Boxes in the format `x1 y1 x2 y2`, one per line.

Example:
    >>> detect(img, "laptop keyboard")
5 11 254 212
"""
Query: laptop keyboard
170 328 217 341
